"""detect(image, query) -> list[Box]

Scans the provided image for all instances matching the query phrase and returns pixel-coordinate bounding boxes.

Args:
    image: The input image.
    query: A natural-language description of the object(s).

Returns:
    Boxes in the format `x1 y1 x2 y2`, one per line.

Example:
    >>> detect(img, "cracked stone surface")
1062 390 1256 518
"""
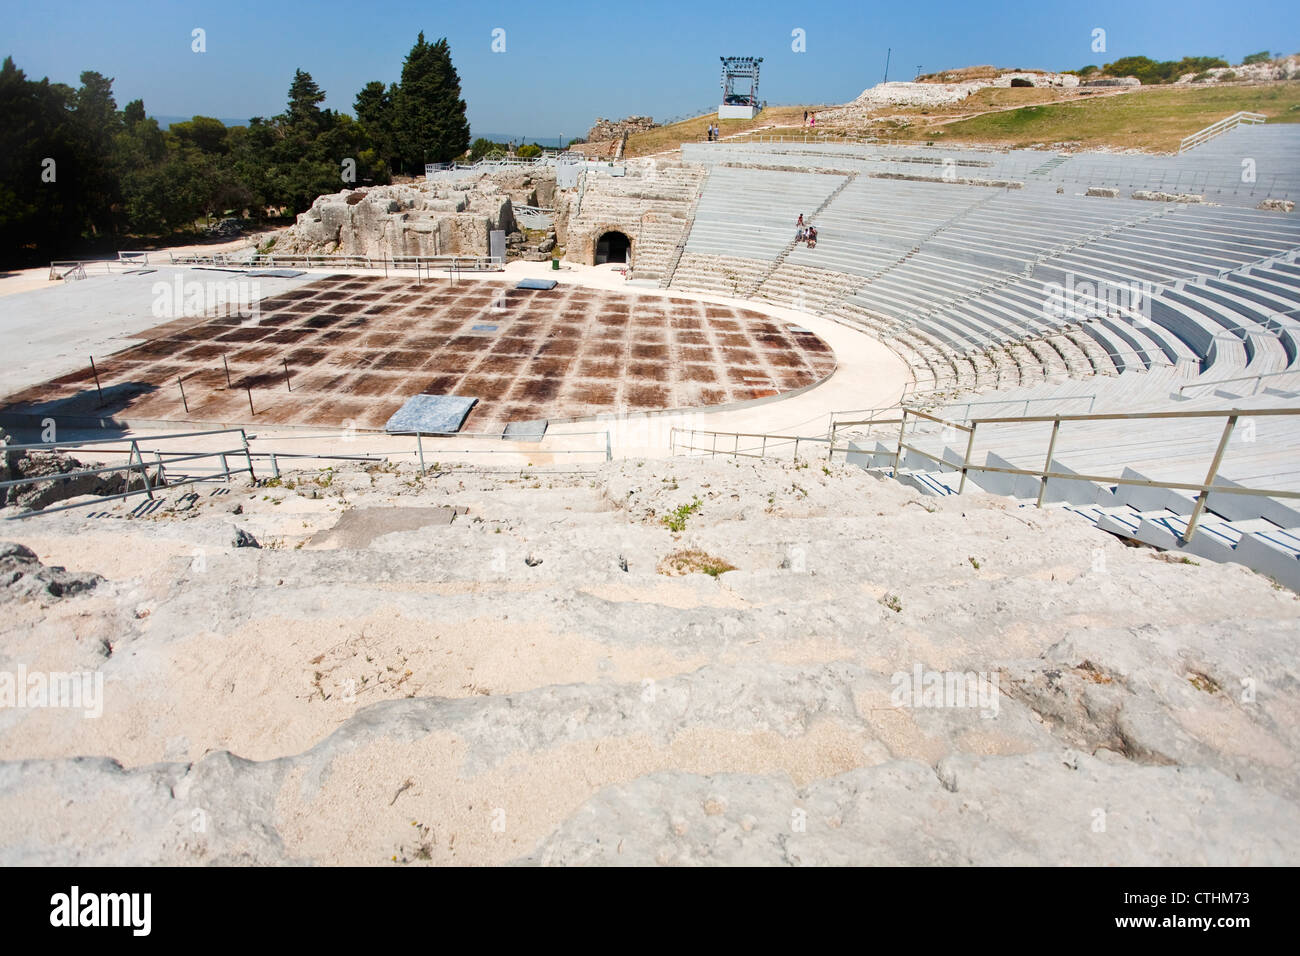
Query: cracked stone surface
0 456 1296 864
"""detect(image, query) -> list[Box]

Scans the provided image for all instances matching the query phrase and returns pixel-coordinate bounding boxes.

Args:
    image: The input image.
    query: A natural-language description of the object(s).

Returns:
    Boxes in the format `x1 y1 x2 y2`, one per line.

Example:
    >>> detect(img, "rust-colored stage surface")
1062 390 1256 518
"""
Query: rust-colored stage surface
4 275 837 431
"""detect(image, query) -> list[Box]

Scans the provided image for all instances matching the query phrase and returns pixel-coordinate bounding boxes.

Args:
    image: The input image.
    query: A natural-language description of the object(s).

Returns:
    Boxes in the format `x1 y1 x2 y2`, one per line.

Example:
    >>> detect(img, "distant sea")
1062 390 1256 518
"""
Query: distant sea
473 132 569 148
152 115 251 129
149 117 568 147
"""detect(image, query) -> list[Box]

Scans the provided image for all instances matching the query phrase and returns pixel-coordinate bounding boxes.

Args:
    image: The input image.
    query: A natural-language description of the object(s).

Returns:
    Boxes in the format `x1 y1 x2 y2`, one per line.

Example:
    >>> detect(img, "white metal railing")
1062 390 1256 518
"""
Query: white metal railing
1176 367 1300 398
676 405 1300 544
2 427 615 519
425 151 563 179
167 252 505 274
1 429 257 519
1178 111 1265 154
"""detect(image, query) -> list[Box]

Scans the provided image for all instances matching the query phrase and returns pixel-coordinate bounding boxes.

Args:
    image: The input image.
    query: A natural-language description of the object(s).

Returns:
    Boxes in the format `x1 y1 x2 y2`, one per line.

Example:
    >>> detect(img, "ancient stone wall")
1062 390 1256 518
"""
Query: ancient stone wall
273 170 550 259
585 115 657 142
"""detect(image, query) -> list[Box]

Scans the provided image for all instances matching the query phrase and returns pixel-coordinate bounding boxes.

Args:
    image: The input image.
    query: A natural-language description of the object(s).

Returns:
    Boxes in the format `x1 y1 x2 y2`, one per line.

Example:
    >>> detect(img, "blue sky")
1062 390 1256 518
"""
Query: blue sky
3 0 1297 142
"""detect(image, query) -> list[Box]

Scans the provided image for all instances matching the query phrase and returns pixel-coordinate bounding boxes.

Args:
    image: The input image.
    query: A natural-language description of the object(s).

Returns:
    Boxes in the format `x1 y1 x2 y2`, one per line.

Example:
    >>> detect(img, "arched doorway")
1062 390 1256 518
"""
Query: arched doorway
595 231 631 264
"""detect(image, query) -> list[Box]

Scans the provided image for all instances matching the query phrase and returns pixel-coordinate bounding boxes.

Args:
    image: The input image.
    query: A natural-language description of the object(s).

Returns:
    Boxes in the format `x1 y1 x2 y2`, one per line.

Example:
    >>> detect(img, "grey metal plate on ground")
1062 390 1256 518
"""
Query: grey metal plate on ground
247 269 307 278
516 278 558 290
502 419 548 441
384 394 478 434
787 326 813 334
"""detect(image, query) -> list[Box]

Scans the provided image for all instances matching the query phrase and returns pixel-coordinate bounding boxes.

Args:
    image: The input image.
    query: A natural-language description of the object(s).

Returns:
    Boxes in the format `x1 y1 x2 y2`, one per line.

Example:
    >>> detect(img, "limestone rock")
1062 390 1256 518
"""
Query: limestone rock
1257 198 1296 213
1131 190 1207 204
272 175 534 260
586 116 657 143
0 542 103 603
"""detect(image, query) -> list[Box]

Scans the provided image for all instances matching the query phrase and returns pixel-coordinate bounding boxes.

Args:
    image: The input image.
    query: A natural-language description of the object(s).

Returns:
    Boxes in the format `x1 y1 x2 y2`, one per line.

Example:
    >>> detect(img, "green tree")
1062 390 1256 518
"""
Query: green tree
122 98 146 127
286 69 327 131
170 116 230 154
1242 51 1273 65
73 70 122 235
392 33 470 170
0 56 92 258
354 80 398 171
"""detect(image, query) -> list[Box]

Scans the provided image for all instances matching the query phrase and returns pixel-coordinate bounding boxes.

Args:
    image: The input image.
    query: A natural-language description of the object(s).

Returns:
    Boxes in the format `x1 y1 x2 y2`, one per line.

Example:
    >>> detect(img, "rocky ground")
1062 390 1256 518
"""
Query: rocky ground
0 456 1296 865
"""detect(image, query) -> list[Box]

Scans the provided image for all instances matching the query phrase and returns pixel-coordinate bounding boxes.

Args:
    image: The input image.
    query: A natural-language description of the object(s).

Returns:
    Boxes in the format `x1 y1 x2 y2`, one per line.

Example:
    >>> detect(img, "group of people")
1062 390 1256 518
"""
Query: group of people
795 213 817 248
706 122 720 141
802 110 817 128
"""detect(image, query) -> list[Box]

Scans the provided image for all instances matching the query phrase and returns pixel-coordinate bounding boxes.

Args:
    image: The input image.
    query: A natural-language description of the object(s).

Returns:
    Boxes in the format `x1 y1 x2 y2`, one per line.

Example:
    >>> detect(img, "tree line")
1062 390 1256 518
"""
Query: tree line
0 33 470 265
1072 52 1284 85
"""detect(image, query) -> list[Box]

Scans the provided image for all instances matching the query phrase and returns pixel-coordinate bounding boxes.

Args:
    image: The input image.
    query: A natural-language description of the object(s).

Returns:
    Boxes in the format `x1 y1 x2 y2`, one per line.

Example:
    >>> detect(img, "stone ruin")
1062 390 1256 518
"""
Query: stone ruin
272 171 557 260
584 115 657 143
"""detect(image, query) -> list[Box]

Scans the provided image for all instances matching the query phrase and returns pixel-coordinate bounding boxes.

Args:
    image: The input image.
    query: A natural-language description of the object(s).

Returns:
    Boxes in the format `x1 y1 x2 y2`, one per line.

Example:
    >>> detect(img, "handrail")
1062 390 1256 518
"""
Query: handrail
963 406 1299 426
2 426 615 519
1176 368 1300 397
1 427 248 453
673 404 1300 543
168 252 505 273
1178 111 1265 154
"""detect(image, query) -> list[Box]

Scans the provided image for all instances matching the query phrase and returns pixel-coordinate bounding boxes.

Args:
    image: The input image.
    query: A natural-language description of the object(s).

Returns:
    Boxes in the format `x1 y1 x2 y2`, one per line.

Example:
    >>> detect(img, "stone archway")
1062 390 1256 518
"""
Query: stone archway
595 230 631 265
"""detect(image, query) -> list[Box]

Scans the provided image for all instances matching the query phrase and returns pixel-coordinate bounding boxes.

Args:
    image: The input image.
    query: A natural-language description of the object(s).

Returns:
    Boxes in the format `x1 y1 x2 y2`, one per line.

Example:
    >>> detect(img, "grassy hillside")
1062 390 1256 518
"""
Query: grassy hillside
622 106 818 157
615 83 1300 159
899 83 1300 151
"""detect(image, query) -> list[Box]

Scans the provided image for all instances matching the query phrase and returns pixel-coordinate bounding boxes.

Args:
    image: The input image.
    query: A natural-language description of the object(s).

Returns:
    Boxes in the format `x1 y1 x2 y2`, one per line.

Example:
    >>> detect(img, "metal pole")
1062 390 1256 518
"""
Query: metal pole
283 359 292 392
416 433 426 475
130 440 154 500
1183 414 1238 544
270 453 280 479
246 388 254 416
957 423 977 494
89 356 103 405
1036 419 1061 508
178 376 188 413
241 429 256 482
223 354 232 387
154 450 166 487
896 411 908 472
220 454 230 481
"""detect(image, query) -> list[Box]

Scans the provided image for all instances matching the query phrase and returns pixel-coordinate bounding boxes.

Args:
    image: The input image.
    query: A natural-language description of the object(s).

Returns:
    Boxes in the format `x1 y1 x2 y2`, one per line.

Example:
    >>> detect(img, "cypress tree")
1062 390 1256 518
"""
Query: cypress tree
393 33 470 170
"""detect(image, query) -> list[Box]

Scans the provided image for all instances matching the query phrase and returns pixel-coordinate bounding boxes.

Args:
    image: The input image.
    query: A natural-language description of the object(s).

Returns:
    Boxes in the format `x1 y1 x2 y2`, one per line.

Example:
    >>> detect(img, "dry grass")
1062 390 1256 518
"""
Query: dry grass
657 549 737 578
917 65 1003 83
621 81 1300 158
622 106 821 157
876 82 1300 151
887 86 1089 119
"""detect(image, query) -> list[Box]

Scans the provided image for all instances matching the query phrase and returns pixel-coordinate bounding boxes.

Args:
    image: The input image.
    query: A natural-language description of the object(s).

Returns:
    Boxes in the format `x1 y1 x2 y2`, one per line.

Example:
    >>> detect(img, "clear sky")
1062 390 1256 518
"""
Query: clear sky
3 0 1297 142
